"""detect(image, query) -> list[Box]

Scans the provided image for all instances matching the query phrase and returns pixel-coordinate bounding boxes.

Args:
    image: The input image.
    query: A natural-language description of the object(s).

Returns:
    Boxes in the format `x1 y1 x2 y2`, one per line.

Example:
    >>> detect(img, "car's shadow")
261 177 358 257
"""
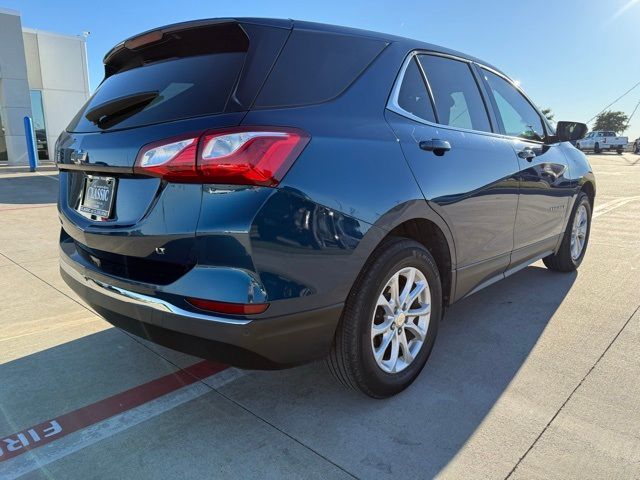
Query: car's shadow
0 264 575 478
217 264 576 477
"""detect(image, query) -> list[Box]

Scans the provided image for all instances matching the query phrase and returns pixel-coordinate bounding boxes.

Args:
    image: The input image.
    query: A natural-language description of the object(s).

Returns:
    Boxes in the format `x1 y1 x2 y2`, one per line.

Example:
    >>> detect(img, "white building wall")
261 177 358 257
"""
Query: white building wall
0 9 32 165
23 28 90 161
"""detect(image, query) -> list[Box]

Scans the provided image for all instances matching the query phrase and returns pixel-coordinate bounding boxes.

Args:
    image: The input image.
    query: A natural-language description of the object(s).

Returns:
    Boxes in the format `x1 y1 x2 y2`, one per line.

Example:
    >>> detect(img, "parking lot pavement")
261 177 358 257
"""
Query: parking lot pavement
0 153 638 479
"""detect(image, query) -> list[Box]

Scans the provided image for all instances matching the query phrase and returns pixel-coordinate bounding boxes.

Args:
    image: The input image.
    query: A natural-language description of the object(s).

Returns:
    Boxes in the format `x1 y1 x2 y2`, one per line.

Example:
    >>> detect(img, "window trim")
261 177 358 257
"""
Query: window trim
388 52 436 125
391 55 439 124
387 50 551 143
387 50 495 135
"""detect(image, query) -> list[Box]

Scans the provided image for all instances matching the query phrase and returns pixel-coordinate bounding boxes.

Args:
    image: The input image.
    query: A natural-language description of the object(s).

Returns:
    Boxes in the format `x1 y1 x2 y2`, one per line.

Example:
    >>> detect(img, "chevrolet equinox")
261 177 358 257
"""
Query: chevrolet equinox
57 18 595 398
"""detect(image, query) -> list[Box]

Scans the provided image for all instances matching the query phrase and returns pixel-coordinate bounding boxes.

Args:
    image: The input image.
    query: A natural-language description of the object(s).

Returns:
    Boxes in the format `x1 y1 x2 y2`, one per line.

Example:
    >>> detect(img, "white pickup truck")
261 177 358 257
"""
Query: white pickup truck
576 131 628 154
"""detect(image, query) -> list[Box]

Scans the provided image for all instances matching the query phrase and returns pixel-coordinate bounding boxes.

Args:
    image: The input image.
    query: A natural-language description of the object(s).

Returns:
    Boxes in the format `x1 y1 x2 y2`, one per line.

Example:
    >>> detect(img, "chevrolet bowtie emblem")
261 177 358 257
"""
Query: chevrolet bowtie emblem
70 150 88 164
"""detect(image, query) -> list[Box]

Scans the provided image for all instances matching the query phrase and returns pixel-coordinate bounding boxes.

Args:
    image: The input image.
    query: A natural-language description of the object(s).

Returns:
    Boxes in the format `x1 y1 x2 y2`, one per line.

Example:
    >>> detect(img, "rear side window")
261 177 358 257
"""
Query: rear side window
418 55 491 133
254 30 387 108
396 58 436 122
482 69 545 141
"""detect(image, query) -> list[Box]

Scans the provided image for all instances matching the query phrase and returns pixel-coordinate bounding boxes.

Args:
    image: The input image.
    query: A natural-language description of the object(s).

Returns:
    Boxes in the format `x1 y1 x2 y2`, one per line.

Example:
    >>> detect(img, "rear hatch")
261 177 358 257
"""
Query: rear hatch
57 19 291 283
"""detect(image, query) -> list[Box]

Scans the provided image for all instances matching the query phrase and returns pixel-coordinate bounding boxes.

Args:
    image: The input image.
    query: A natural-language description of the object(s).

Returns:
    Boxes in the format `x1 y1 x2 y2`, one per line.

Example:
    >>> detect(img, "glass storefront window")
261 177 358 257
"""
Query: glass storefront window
30 90 48 160
0 110 7 161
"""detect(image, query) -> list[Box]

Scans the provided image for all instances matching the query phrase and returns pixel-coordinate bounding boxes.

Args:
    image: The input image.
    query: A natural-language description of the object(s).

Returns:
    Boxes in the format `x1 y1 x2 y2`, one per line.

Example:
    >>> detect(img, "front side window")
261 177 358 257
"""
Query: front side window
396 58 436 122
482 69 545 141
418 55 491 133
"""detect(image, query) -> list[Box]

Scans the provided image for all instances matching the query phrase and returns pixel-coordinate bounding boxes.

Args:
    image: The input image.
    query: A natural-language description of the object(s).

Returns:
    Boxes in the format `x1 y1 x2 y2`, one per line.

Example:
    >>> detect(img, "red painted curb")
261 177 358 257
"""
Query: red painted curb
0 360 227 462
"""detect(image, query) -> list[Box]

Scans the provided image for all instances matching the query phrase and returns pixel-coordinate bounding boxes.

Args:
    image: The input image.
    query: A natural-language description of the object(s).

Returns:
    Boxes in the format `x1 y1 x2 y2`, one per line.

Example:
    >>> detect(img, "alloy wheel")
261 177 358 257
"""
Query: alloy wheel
570 204 588 260
370 267 431 374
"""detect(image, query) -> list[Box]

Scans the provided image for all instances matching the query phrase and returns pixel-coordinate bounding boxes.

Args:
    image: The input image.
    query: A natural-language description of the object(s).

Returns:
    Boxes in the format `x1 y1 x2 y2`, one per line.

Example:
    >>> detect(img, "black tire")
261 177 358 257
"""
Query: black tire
327 237 441 398
594 142 601 154
617 148 623 154
543 192 592 272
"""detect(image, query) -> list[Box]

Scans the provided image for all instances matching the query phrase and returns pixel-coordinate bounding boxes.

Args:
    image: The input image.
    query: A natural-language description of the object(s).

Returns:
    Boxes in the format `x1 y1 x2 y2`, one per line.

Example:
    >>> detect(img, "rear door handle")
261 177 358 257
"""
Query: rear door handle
517 148 536 162
419 139 451 156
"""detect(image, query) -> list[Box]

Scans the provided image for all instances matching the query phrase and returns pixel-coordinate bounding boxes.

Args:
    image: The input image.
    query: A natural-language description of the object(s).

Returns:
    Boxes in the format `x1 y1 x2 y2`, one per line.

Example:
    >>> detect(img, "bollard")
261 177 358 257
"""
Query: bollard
23 116 38 172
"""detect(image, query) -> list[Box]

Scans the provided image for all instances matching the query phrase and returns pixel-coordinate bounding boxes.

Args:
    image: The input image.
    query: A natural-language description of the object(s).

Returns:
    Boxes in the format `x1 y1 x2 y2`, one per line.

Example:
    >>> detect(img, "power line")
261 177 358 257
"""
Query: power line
623 100 640 132
586 80 640 124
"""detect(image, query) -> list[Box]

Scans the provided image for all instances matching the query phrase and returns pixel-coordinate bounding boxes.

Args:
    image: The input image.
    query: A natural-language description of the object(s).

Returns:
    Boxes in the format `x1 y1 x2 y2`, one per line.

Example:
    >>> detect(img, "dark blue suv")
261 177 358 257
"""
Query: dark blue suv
57 18 595 398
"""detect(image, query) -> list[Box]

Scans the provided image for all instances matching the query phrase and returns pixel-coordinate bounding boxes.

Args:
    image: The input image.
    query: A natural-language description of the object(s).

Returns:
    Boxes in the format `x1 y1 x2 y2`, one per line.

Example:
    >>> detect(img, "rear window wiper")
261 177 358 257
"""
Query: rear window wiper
85 91 159 127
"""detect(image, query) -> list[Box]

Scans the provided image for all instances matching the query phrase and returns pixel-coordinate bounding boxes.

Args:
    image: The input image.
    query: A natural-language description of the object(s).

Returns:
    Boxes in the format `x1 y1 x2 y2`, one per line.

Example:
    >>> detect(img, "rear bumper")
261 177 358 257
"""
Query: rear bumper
60 252 343 369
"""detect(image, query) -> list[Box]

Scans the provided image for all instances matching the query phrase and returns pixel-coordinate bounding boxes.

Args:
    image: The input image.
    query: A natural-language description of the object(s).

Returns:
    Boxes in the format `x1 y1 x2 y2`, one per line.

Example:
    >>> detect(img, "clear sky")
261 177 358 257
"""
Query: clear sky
7 0 640 140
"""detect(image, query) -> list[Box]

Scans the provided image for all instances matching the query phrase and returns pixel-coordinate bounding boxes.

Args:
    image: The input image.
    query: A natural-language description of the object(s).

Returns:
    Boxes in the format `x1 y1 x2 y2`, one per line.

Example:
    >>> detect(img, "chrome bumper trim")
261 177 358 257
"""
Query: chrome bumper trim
60 259 251 325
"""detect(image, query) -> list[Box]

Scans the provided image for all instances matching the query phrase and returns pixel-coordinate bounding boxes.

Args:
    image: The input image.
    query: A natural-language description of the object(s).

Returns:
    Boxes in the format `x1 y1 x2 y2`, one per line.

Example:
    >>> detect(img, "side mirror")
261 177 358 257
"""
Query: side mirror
549 121 588 144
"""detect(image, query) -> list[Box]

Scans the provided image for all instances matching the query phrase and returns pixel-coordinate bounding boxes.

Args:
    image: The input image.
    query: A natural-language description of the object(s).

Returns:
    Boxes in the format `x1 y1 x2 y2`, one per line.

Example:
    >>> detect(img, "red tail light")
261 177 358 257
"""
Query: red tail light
186 297 269 315
134 127 309 186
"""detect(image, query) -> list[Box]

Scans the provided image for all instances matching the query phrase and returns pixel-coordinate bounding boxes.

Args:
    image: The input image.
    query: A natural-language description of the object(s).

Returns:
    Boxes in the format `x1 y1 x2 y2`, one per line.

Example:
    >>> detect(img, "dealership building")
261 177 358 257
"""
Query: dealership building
0 8 90 165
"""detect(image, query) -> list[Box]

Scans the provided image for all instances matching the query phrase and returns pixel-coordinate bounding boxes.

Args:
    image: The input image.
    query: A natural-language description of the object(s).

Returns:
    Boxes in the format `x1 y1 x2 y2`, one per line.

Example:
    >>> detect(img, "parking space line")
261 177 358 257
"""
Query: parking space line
0 367 247 480
0 204 56 212
34 171 59 182
0 360 227 466
505 304 640 479
593 196 640 219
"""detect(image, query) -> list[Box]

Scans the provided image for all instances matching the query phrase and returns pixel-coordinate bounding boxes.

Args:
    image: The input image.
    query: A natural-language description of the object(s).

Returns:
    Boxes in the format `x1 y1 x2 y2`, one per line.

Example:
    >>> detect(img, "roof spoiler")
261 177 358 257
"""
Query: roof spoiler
103 18 292 72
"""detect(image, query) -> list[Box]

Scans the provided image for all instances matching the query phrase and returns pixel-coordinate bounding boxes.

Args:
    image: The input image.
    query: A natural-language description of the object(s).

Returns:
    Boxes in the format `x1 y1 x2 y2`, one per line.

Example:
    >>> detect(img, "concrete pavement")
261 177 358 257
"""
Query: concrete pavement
0 153 638 479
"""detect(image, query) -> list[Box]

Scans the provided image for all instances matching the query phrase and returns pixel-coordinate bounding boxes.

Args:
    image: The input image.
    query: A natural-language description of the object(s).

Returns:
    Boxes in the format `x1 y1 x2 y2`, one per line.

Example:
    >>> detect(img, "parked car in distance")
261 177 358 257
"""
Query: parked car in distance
56 18 595 398
633 137 640 153
576 130 628 154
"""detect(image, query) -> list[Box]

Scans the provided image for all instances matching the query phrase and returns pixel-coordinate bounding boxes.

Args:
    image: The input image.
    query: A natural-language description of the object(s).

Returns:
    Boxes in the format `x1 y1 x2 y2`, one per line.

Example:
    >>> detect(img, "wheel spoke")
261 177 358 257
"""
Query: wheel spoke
387 334 400 372
405 281 426 309
399 269 415 307
389 273 400 306
406 303 430 317
376 293 394 316
375 331 394 360
399 330 413 364
404 320 426 341
371 316 394 337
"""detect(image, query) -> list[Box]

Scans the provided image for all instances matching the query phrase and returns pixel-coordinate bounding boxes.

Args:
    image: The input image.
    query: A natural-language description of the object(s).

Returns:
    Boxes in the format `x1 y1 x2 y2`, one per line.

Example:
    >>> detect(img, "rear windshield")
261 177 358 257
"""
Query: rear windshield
68 52 245 132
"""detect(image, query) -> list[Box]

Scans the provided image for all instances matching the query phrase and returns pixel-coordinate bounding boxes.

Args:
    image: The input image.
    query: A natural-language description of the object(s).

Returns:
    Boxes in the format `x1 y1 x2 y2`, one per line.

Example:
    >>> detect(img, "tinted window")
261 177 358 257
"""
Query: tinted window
396 58 436 122
418 55 491 132
255 30 387 108
482 69 545 141
69 53 246 132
